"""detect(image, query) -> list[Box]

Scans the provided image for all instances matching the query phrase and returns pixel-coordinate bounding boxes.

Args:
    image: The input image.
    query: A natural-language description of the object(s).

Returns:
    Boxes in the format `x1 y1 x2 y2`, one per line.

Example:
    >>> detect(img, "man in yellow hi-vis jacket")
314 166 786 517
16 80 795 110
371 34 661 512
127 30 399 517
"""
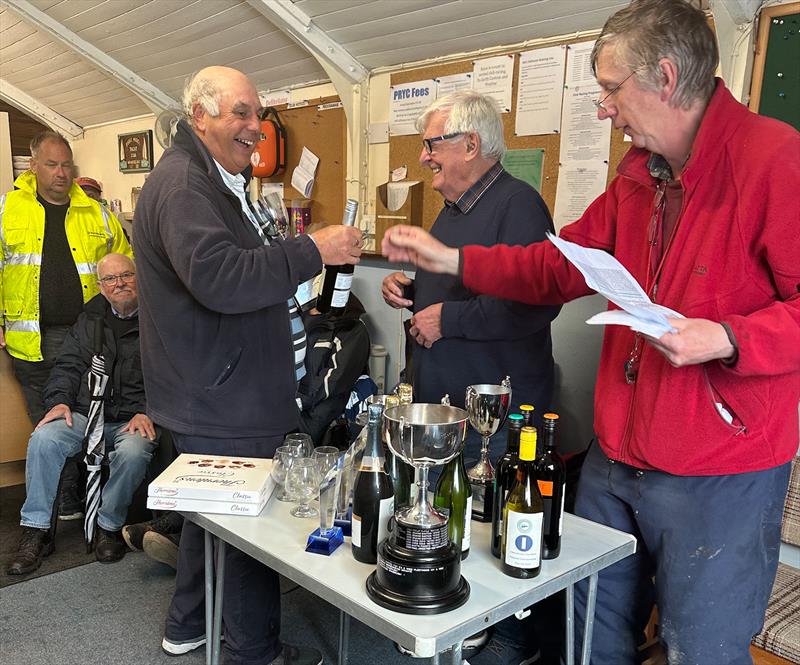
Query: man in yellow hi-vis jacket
0 130 132 440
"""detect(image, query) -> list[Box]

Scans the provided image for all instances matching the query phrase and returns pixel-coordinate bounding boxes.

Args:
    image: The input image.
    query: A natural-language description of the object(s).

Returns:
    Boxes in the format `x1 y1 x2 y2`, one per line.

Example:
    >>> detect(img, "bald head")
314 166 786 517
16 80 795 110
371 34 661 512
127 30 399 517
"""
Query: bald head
182 66 258 125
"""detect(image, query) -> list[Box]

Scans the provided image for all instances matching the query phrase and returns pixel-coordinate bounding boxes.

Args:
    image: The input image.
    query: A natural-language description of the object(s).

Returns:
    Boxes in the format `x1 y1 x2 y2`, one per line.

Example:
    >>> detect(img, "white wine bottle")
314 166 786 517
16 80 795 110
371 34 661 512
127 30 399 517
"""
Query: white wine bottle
434 450 472 560
351 402 394 564
501 426 544 579
317 199 358 315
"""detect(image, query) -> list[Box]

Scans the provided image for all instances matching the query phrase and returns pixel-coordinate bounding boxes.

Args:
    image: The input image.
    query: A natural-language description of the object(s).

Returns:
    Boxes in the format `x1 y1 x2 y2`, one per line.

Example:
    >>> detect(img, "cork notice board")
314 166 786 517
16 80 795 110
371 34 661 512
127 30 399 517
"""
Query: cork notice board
389 42 631 232
259 95 347 227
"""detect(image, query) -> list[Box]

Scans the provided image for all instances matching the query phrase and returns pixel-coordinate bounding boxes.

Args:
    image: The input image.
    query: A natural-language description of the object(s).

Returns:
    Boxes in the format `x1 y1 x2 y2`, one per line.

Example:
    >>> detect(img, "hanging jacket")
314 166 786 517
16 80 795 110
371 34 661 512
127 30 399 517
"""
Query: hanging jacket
460 81 800 476
43 294 145 422
0 171 132 361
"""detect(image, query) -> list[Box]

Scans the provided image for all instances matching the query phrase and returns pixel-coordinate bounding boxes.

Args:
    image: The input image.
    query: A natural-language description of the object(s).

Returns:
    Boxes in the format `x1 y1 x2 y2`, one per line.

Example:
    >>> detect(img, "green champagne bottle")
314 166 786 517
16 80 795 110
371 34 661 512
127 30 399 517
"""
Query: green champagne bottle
434 451 472 560
501 426 544 578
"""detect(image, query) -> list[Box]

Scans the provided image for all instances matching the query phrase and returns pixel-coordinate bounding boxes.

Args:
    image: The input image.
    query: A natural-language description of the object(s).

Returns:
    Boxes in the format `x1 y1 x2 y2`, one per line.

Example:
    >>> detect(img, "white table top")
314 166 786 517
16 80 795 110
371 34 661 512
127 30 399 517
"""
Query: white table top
185 500 636 658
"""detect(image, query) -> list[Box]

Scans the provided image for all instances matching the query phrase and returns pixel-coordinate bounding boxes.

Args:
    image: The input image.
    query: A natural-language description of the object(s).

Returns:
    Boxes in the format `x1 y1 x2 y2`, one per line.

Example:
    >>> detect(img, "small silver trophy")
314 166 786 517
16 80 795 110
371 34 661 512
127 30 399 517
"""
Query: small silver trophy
464 376 512 522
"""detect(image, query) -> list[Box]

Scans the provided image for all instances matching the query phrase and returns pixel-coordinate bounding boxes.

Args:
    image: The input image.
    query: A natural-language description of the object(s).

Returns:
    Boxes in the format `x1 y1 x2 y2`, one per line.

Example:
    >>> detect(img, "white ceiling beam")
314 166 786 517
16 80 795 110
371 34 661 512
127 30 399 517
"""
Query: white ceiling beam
1 0 179 113
246 0 369 85
0 78 83 138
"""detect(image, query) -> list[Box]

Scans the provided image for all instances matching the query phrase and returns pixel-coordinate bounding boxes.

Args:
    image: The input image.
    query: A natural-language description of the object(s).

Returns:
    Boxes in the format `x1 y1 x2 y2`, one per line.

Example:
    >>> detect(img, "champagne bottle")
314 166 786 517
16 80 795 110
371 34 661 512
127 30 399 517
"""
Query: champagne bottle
351 403 394 564
537 413 566 560
383 395 411 508
491 413 524 558
317 199 359 315
501 426 544 579
434 451 472 560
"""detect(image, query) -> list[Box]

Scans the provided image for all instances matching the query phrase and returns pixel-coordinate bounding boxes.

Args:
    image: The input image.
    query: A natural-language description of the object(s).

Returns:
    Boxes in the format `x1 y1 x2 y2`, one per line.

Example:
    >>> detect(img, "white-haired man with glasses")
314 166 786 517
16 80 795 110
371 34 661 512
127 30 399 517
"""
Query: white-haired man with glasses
7 253 157 575
382 1 799 663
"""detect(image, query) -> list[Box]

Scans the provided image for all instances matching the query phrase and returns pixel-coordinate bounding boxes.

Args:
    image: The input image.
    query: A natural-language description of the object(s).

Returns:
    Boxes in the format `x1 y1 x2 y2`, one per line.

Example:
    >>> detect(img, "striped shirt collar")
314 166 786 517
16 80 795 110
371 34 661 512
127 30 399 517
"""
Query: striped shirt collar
447 161 504 214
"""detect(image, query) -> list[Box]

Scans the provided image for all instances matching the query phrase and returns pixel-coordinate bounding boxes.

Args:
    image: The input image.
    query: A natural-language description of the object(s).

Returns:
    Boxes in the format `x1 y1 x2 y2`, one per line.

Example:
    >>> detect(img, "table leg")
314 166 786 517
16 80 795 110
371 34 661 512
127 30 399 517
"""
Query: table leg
566 584 575 665
204 530 213 665
430 652 440 664
211 540 227 665
449 640 463 665
580 573 599 665
337 610 350 665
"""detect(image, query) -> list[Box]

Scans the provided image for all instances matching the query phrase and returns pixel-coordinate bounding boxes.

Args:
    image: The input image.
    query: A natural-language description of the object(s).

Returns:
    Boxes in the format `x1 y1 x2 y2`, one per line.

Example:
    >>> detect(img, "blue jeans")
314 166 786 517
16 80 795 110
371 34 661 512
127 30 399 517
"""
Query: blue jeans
574 442 790 665
20 413 157 532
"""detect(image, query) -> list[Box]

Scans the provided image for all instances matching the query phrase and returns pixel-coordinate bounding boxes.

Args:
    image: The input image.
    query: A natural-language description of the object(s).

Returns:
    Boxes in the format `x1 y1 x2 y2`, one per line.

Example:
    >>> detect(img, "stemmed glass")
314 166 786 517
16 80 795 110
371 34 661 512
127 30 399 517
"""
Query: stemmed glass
284 432 314 459
272 445 300 502
312 446 340 478
259 192 291 238
286 458 320 518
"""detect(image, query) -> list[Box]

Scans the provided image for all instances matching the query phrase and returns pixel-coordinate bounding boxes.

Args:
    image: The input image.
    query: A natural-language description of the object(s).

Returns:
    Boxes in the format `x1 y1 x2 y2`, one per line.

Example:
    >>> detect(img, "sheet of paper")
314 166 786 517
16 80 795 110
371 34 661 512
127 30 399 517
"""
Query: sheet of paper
259 90 290 108
560 85 611 162
291 146 319 198
260 182 284 199
386 181 419 211
501 148 544 192
436 73 473 99
565 41 597 86
552 162 608 230
547 233 681 336
389 80 435 136
473 55 514 113
515 45 566 136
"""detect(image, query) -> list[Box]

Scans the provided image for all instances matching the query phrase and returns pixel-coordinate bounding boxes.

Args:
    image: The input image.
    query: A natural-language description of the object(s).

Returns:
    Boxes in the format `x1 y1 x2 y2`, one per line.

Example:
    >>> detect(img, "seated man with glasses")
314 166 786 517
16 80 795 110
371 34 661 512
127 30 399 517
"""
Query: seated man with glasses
7 253 158 575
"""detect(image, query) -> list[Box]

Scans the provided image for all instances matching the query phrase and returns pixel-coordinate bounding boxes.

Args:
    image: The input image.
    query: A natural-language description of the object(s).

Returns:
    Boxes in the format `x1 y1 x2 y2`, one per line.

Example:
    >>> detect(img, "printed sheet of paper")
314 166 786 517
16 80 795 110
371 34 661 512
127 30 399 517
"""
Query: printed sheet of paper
501 148 544 192
436 73 473 99
552 163 607 231
389 80 435 136
565 41 597 86
473 55 514 113
560 85 611 162
515 45 566 136
291 146 319 198
547 233 681 336
260 181 284 199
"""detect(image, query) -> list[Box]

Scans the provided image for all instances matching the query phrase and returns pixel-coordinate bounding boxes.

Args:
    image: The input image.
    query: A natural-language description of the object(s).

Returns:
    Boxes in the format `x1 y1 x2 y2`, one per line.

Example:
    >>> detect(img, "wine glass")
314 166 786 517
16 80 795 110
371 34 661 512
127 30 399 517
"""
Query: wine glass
286 458 320 518
260 192 290 238
272 445 300 502
312 446 340 478
284 432 314 458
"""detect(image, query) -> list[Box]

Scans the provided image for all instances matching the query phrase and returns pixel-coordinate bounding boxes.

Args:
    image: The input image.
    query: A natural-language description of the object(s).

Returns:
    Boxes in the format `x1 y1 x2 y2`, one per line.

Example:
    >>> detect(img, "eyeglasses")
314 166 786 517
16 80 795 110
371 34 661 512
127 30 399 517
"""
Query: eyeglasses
422 132 463 154
98 271 135 286
593 69 639 111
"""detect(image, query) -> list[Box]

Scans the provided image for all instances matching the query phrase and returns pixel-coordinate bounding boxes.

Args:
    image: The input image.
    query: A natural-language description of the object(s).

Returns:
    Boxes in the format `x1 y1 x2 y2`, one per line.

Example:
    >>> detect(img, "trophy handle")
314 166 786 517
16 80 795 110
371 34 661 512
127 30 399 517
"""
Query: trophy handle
465 385 477 404
440 394 450 406
501 376 512 391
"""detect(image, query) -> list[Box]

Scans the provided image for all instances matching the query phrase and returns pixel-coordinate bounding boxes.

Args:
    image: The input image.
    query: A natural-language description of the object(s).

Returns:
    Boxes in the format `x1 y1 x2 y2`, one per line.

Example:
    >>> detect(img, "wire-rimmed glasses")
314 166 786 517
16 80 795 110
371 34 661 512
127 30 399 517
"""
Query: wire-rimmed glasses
593 69 639 111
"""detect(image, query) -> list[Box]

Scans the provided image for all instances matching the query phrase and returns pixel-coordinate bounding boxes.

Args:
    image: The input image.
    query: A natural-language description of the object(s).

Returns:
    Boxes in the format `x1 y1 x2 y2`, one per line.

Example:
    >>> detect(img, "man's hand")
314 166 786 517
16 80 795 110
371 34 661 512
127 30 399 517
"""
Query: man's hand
121 414 157 440
382 226 460 275
409 303 443 348
382 272 413 309
645 318 735 367
309 225 363 266
36 404 72 429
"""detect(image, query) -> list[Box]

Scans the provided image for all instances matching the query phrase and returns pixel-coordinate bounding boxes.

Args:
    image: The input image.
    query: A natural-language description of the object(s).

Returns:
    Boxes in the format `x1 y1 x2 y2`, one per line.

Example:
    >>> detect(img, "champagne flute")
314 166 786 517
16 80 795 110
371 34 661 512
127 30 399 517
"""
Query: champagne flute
272 445 300 502
287 458 320 518
284 432 314 458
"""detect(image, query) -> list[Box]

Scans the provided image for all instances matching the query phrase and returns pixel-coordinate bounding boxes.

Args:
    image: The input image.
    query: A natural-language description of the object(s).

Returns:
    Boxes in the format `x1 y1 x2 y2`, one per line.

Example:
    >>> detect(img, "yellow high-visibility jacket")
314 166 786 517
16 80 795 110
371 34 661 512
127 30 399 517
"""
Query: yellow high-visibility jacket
0 171 133 361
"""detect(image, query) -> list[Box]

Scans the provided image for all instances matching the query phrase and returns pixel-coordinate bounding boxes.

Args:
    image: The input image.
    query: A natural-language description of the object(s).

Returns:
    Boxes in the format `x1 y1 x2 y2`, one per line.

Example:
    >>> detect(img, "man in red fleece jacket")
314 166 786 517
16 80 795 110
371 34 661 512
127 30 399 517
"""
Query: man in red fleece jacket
382 1 799 663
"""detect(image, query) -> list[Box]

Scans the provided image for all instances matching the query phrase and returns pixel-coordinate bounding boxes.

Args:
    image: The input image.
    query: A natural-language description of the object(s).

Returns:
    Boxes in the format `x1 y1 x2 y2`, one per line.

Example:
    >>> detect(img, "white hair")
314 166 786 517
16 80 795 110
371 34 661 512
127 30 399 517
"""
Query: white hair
182 71 222 125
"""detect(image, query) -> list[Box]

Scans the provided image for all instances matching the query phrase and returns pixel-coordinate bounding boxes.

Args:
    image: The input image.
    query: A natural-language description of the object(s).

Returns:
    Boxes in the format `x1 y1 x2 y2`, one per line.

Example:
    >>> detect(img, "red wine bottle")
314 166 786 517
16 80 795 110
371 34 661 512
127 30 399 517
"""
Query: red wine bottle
536 413 566 560
491 412 523 558
317 199 358 315
351 402 394 564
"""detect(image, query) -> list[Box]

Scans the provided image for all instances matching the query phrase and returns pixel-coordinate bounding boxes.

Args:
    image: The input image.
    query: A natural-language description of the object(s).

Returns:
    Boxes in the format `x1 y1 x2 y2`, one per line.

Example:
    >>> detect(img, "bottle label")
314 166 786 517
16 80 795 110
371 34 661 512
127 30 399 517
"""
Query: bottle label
334 272 353 290
537 479 554 497
351 514 362 548
378 497 394 545
462 496 473 551
504 510 543 569
359 456 386 472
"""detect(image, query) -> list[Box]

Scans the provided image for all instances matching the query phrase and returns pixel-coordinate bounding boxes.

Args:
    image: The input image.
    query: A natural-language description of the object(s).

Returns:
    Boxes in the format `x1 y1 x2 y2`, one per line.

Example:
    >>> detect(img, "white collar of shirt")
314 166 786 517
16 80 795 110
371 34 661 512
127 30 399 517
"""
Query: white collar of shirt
111 306 138 320
213 159 264 238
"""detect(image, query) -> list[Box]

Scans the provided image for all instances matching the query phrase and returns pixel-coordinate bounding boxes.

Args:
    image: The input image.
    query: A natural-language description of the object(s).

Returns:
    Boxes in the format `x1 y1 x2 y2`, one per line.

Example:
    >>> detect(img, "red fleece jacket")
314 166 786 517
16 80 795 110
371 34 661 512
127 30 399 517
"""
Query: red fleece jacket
462 81 800 475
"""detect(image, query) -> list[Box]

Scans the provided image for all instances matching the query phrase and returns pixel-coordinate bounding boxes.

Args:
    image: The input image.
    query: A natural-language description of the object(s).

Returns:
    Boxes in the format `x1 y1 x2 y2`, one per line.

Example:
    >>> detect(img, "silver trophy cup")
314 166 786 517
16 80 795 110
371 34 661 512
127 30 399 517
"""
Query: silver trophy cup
465 377 512 485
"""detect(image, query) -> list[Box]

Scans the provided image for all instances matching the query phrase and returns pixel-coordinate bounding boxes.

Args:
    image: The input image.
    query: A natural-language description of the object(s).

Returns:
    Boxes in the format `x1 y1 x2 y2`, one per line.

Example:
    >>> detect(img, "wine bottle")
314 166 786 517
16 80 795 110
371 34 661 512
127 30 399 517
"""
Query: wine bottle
491 412 524 558
519 403 535 427
395 383 417 500
383 395 411 508
434 451 472 560
351 402 394 564
537 413 566 560
501 426 544 579
317 199 359 315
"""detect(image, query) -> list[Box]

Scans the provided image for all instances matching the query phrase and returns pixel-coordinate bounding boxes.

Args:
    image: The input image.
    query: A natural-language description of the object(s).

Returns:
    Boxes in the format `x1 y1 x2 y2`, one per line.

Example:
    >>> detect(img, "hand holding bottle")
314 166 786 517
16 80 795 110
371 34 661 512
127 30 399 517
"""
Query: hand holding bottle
310 224 363 266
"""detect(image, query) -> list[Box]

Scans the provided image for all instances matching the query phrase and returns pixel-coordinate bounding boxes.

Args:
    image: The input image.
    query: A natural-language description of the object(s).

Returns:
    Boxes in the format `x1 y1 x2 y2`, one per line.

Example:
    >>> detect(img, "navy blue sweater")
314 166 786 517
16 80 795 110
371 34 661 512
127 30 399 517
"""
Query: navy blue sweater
411 169 559 416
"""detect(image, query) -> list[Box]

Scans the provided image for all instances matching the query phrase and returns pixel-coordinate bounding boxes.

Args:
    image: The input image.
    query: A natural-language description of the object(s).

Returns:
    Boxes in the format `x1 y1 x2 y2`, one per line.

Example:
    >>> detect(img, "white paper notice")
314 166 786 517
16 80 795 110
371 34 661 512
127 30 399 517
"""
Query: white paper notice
389 81 435 136
565 41 597 86
473 55 514 113
547 233 682 336
515 45 566 136
260 181 284 199
552 163 607 231
386 181 419 211
259 90 290 108
560 86 611 163
291 147 319 198
436 73 472 99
